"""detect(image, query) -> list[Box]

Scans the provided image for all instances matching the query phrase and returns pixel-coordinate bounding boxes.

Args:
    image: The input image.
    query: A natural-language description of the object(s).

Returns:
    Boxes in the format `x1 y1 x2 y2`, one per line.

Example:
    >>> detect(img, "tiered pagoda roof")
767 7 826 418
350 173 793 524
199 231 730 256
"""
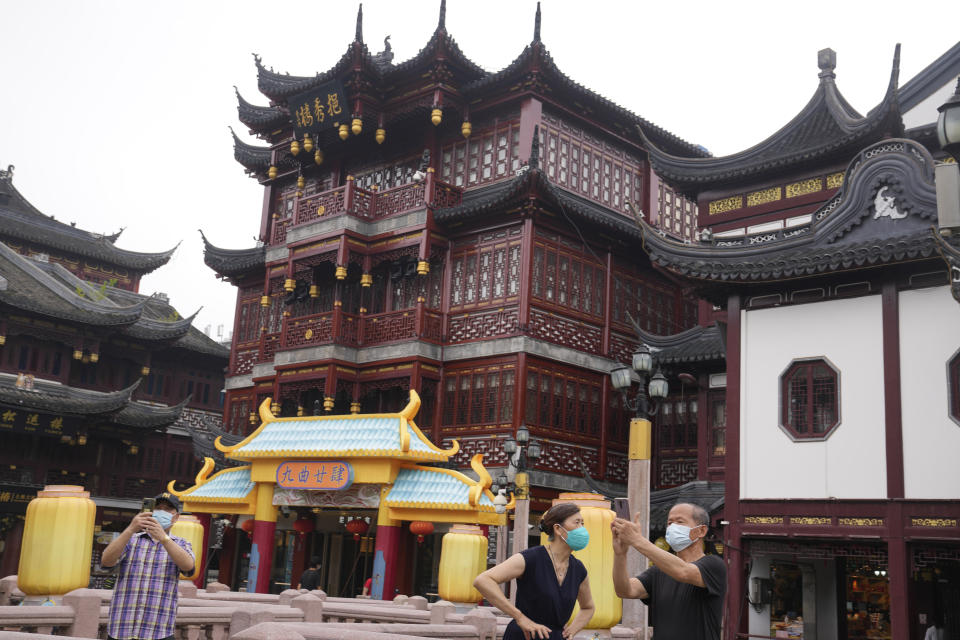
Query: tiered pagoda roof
638 138 948 293
200 230 266 278
232 1 708 178
631 320 726 366
0 376 186 429
0 166 175 273
641 47 904 199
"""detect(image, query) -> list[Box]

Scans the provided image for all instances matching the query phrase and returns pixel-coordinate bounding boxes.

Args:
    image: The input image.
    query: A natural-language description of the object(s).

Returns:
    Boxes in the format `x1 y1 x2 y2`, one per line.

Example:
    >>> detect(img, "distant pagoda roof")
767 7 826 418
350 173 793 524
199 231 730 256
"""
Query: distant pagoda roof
0 166 175 273
0 241 229 358
0 376 186 429
632 321 726 365
642 47 904 198
236 87 288 131
639 138 945 286
200 230 266 278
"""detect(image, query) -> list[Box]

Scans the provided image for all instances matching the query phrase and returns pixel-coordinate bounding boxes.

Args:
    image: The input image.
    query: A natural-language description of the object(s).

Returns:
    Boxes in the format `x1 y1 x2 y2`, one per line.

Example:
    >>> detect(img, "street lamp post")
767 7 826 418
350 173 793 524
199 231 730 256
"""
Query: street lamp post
491 424 542 602
610 344 668 636
493 489 509 593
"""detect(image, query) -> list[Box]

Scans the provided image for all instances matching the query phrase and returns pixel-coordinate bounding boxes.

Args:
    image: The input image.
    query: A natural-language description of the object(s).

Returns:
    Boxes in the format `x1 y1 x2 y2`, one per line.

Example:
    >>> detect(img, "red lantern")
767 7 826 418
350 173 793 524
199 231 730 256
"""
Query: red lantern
293 518 314 538
409 521 434 544
240 519 255 537
345 517 369 541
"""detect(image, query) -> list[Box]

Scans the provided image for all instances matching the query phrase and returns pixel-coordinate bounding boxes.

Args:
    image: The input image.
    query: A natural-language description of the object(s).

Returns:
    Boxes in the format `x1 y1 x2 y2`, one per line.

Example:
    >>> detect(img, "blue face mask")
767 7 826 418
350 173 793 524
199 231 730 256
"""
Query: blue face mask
665 523 701 552
559 525 590 551
152 510 174 531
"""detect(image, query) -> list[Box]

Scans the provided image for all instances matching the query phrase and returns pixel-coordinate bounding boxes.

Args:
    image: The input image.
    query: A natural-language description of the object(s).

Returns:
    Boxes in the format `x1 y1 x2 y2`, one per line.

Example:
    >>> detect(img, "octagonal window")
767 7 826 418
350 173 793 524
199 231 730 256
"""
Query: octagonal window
780 358 840 440
948 348 960 427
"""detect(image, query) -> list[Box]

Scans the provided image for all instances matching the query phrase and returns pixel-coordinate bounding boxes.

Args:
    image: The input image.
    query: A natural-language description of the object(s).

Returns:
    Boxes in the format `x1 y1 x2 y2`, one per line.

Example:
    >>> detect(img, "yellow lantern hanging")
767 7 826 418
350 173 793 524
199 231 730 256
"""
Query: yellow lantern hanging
438 524 487 603
461 120 472 138
303 134 314 153
268 166 278 180
351 118 363 136
297 175 305 190
314 149 324 165
284 278 296 292
431 108 442 126
360 273 373 287
170 515 204 580
18 485 96 595
416 260 430 275
335 265 347 280
540 493 621 629
339 124 349 140
309 284 319 298
260 295 270 308
375 128 386 144
290 139 300 156
323 396 335 411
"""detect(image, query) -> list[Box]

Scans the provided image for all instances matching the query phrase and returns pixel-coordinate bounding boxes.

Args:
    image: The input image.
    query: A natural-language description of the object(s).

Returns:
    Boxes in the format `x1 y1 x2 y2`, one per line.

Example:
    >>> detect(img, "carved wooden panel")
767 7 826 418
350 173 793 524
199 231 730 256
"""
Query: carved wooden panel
362 310 416 345
606 452 628 483
528 307 603 355
658 457 698 488
283 312 333 349
446 435 510 468
260 333 280 363
232 345 258 375
441 363 515 428
295 187 346 225
447 307 520 343
373 182 425 218
535 440 600 477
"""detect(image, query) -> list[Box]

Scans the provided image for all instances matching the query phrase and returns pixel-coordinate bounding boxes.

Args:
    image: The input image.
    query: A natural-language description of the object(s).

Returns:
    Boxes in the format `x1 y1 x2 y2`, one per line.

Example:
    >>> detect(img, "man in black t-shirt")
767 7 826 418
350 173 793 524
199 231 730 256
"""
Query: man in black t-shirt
298 556 321 591
612 502 726 640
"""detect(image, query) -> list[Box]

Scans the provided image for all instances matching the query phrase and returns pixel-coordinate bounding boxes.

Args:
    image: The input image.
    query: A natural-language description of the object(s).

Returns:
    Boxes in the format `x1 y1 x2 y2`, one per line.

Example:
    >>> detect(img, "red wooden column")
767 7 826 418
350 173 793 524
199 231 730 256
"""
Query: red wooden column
218 525 236 588
371 487 402 599
723 294 745 640
248 483 278 593
192 513 212 589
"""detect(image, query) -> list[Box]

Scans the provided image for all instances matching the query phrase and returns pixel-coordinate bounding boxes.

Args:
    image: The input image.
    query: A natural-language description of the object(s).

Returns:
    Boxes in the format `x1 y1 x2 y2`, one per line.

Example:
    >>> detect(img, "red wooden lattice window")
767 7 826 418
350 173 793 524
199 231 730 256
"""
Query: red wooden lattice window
531 242 605 318
441 364 515 428
440 119 521 188
657 180 698 241
611 269 682 334
449 236 522 310
780 359 840 440
657 395 698 450
539 112 644 216
235 286 264 344
709 391 726 460
524 365 602 437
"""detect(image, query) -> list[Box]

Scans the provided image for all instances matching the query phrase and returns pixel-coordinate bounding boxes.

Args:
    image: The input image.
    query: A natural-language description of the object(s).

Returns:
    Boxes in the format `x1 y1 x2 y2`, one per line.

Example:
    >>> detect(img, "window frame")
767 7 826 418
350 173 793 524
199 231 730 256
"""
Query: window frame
947 347 960 427
778 357 841 441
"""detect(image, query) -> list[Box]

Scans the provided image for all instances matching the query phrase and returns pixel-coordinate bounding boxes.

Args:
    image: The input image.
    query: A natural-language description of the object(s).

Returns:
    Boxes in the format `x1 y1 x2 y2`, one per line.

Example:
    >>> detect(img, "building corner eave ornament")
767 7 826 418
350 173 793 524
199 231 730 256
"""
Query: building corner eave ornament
931 229 960 304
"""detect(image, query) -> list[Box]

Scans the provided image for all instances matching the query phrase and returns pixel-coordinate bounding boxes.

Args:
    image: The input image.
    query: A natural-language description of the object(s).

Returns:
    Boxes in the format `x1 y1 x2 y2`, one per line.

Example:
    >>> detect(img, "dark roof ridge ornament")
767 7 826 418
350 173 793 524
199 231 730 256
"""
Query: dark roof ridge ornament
355 3 363 44
533 2 541 43
0 164 12 181
529 125 540 170
818 47 836 81
437 0 446 32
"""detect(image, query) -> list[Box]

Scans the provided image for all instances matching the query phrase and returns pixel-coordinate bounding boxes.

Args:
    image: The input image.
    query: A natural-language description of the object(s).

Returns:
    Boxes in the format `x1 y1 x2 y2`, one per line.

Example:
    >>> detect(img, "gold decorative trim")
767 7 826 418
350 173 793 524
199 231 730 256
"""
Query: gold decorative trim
838 517 884 527
744 516 784 525
708 195 743 215
746 187 781 208
791 516 831 526
786 178 822 198
826 172 844 189
911 518 958 528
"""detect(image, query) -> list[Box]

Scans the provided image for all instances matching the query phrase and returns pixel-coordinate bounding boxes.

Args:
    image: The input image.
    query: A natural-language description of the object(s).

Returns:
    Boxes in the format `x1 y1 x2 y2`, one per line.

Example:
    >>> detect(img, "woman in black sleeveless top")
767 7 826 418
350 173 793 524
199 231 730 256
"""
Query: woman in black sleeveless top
474 503 596 639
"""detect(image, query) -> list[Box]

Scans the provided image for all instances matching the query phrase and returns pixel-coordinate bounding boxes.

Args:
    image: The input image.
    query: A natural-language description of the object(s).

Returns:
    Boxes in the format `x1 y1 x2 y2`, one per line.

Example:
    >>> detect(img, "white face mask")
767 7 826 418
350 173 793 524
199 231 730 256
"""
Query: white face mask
665 522 701 552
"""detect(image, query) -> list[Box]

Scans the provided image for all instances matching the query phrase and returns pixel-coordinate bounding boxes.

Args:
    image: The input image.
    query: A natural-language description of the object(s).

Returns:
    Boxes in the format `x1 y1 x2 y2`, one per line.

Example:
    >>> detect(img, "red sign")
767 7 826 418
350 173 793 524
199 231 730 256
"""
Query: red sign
276 461 353 490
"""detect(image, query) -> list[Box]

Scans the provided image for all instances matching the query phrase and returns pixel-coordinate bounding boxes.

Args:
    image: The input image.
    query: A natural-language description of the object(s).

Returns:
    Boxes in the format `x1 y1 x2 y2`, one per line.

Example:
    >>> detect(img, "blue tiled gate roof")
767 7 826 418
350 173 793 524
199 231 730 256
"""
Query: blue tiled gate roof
386 467 495 510
183 466 255 502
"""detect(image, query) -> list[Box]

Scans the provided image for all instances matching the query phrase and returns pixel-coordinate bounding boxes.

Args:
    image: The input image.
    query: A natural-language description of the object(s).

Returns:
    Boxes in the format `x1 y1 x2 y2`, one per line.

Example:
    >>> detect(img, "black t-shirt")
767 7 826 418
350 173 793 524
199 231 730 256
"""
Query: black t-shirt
638 554 726 640
300 568 320 591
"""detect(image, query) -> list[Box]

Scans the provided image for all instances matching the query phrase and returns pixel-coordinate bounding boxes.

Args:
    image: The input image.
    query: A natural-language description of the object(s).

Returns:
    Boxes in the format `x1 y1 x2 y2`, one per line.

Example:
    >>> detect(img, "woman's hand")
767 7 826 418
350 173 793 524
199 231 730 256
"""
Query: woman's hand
518 615 552 639
561 620 583 639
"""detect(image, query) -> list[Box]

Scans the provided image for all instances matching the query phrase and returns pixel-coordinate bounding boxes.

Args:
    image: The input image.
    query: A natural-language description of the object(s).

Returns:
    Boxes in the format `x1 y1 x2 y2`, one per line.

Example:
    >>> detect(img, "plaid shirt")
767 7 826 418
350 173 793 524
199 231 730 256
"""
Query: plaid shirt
106 532 194 640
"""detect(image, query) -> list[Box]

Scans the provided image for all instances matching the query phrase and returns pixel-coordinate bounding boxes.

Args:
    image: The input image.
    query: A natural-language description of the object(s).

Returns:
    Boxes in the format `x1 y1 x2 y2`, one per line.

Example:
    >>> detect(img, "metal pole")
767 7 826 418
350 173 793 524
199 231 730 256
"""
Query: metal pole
622 373 652 639
509 471 530 604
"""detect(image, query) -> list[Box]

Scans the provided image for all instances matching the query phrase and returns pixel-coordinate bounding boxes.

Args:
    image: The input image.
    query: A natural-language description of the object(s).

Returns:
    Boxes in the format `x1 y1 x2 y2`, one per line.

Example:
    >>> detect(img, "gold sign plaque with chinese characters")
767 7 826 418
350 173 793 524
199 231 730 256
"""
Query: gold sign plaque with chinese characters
910 517 958 528
289 81 348 137
838 517 884 527
708 195 744 215
744 516 784 525
790 516 831 526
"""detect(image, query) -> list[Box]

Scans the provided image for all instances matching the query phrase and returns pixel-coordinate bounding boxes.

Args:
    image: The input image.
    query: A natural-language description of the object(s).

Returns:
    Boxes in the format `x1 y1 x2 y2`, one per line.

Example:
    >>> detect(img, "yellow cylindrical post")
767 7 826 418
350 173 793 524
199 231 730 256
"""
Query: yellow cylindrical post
540 492 621 629
437 524 487 604
170 515 204 580
18 485 96 595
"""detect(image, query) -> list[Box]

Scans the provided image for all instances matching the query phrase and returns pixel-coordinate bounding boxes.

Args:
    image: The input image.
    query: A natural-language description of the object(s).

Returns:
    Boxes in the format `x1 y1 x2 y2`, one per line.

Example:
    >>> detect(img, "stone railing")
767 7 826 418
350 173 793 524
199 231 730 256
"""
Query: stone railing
0 579 635 639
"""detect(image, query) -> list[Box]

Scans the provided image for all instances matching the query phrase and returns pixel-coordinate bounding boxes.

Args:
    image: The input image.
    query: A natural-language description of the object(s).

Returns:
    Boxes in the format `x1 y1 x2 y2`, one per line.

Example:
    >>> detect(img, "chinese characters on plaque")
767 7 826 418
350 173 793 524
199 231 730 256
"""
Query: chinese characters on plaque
275 461 353 490
289 82 347 138
0 408 77 438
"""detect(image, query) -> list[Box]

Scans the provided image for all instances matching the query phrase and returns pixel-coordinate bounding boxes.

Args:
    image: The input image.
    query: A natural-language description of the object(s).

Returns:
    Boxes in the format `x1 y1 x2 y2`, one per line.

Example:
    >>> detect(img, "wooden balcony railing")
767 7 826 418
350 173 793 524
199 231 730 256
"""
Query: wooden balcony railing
270 173 462 245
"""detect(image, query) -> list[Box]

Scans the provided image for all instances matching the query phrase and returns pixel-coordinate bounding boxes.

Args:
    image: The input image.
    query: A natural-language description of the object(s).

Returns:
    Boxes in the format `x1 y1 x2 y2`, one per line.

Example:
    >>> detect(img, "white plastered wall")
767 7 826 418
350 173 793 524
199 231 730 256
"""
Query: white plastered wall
899 285 960 499
741 295 886 499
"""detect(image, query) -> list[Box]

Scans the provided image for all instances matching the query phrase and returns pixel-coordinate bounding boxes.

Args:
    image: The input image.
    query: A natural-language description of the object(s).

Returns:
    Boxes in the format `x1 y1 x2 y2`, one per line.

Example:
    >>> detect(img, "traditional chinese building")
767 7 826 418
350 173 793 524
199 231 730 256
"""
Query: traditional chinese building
205 2 712 596
0 165 229 579
638 46 960 640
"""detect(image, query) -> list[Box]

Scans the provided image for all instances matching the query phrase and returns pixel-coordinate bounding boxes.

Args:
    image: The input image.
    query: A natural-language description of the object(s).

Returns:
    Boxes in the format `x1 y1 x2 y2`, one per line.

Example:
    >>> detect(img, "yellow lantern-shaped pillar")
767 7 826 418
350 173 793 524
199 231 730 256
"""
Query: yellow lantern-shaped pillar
437 524 487 604
540 493 621 629
170 515 204 580
18 485 96 595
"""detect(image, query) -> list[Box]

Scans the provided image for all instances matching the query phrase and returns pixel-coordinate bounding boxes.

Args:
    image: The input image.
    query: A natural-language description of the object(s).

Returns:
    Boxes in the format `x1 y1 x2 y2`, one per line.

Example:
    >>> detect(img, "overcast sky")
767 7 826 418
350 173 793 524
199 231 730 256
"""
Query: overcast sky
1 0 956 337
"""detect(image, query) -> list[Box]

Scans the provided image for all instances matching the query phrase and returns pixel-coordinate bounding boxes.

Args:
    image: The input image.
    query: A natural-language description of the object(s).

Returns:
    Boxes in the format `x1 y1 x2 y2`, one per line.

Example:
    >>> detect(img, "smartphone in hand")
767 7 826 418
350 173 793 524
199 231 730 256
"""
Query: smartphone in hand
613 498 631 521
141 498 156 513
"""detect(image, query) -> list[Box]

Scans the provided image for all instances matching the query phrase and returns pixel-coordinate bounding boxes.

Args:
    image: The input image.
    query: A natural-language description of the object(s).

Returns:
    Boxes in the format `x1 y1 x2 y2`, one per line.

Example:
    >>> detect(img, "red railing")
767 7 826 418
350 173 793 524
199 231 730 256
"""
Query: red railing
282 312 333 349
271 174 462 245
259 333 280 363
231 342 259 375
362 309 417 346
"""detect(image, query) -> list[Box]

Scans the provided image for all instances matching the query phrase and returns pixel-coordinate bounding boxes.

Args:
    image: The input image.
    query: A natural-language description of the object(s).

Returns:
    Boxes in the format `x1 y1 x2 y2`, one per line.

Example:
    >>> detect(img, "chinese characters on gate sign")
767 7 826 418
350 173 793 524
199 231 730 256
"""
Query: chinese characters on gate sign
289 81 347 138
276 461 353 490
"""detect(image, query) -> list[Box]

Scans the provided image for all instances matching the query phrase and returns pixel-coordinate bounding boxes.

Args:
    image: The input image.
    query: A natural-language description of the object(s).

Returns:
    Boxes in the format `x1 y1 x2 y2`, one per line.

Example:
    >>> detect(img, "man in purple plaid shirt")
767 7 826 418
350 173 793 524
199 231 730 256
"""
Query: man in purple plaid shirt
101 493 195 640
